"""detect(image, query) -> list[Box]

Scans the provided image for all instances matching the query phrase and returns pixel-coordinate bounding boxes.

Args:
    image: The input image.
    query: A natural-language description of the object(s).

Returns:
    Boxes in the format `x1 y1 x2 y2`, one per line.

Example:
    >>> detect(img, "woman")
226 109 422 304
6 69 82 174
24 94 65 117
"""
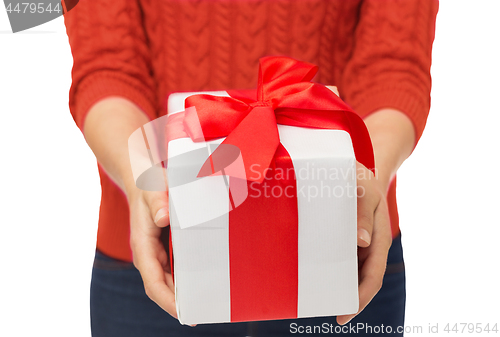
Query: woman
64 1 438 336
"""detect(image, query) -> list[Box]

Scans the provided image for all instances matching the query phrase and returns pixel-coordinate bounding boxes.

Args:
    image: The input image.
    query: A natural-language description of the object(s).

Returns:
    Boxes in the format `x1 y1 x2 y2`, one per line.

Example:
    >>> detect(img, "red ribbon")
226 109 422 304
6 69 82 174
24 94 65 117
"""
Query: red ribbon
184 56 375 183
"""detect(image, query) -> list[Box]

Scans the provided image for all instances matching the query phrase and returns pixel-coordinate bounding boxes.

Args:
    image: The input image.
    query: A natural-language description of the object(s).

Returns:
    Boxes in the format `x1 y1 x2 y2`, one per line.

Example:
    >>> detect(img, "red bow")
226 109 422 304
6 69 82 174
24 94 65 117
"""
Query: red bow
183 56 374 183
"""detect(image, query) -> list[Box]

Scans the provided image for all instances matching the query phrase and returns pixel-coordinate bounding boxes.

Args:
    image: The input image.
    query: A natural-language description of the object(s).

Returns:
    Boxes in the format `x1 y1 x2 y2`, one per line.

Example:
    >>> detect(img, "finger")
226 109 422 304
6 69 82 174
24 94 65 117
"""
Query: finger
146 191 170 228
356 182 380 248
357 191 374 247
337 200 392 325
325 85 339 96
154 206 170 228
165 270 175 292
142 166 170 228
145 277 177 319
133 239 178 318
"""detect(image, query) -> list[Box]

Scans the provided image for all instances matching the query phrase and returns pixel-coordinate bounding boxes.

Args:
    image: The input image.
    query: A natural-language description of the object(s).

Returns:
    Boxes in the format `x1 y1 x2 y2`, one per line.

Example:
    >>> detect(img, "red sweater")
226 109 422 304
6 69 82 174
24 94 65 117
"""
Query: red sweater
64 0 438 262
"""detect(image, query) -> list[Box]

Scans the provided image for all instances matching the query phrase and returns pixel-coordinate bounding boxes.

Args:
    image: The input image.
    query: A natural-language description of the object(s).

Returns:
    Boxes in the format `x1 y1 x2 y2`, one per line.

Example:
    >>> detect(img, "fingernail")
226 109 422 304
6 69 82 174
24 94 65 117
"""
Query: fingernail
358 228 371 245
154 207 169 225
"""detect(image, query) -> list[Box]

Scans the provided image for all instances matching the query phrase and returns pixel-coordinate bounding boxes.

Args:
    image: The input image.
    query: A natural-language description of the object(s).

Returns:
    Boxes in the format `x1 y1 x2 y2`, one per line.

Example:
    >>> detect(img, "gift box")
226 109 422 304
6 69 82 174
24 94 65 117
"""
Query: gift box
165 57 374 325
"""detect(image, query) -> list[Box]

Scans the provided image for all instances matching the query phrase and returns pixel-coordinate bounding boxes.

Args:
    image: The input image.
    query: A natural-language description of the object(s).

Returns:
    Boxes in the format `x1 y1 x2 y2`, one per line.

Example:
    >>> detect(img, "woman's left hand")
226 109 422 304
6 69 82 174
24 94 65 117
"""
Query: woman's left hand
325 87 415 325
336 162 392 325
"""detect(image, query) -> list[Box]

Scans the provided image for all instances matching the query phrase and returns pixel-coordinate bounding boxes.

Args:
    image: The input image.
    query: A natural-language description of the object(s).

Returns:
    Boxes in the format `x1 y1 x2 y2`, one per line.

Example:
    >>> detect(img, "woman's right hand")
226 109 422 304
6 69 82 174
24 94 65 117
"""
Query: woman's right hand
127 186 177 318
81 97 177 317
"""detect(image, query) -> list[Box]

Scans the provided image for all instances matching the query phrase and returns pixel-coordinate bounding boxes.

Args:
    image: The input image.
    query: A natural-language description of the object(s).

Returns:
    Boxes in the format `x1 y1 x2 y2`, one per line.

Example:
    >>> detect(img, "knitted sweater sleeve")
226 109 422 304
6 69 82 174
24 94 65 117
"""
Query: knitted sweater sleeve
340 0 439 144
63 0 157 132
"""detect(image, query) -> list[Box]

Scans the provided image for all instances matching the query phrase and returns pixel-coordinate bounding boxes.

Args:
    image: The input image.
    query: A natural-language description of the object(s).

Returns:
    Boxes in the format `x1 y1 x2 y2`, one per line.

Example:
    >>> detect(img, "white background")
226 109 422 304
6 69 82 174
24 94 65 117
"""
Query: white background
1 1 499 335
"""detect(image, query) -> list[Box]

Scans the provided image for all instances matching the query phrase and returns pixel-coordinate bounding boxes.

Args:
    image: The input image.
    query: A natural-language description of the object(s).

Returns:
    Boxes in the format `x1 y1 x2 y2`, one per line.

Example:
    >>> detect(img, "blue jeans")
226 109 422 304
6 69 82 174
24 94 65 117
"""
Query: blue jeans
90 234 405 336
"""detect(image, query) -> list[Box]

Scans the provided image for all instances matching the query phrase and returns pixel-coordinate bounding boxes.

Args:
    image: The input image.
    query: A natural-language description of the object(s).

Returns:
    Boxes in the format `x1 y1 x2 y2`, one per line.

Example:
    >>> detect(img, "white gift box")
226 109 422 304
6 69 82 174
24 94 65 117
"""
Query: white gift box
166 91 359 325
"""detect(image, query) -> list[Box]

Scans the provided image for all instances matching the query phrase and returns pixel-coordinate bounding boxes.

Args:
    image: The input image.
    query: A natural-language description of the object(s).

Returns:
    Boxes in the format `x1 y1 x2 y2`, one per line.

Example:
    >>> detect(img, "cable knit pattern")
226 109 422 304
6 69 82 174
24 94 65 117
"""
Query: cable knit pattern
64 0 438 262
233 1 269 88
340 0 438 142
64 0 157 130
290 0 324 69
267 1 291 59
211 2 233 89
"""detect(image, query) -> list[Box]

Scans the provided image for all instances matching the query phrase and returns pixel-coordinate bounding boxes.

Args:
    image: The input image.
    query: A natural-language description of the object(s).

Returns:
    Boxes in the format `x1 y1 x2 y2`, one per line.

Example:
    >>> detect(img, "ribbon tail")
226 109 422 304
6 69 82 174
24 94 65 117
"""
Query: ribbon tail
197 106 280 183
344 111 375 174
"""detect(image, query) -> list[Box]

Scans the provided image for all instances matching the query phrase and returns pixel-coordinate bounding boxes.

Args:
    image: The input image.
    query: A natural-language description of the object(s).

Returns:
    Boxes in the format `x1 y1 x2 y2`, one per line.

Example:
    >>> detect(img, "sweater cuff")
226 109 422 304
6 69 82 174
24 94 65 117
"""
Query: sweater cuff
346 86 429 146
71 71 157 133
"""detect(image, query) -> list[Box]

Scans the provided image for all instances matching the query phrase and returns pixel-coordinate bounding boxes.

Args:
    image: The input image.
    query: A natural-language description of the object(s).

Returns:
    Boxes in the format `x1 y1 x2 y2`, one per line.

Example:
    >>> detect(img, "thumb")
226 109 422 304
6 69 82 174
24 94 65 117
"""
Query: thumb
154 206 170 228
356 163 377 248
147 191 170 228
